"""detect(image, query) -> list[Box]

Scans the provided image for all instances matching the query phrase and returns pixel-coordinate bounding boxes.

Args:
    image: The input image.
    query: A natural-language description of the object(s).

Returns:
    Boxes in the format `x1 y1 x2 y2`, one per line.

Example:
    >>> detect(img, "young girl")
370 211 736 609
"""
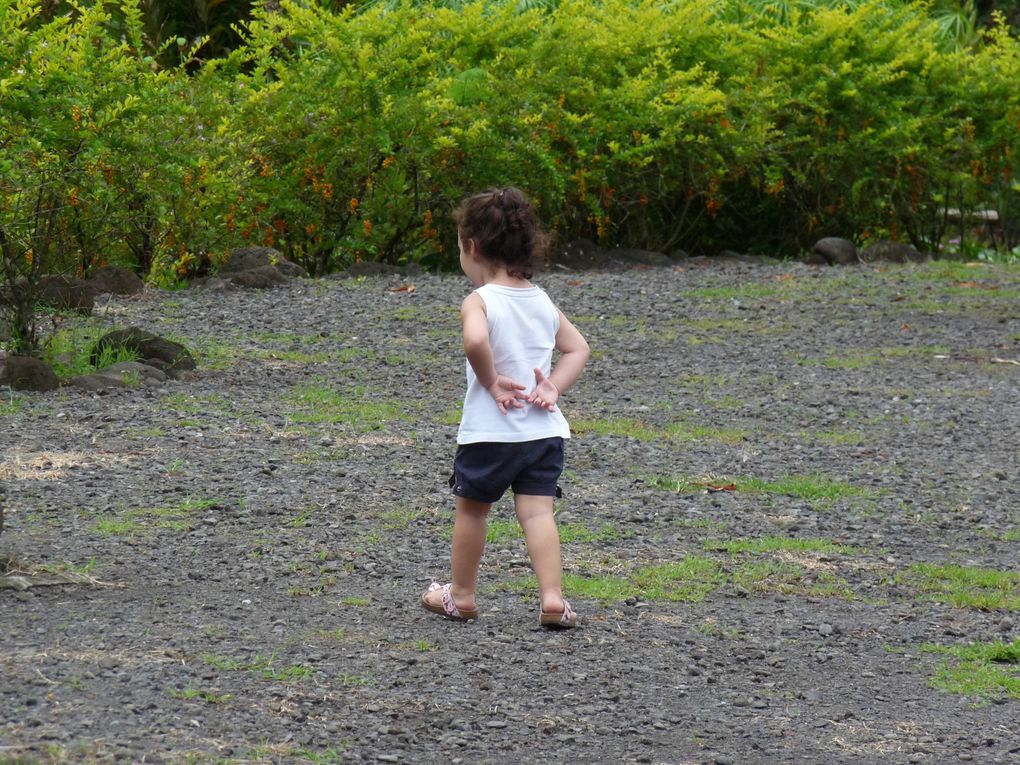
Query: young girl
422 187 590 629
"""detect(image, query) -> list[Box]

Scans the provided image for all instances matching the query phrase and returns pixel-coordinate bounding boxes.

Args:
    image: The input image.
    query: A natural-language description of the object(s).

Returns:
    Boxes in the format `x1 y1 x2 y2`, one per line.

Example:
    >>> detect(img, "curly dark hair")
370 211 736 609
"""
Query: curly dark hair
453 187 549 280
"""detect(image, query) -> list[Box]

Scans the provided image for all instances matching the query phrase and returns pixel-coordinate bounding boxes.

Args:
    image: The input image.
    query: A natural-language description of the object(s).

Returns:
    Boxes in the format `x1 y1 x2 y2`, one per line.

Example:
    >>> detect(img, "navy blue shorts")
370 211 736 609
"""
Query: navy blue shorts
450 437 564 504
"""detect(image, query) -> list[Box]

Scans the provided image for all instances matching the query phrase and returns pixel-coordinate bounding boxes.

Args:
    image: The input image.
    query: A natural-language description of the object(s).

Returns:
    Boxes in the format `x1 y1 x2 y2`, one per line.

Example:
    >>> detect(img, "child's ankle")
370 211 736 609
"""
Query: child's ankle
540 593 565 613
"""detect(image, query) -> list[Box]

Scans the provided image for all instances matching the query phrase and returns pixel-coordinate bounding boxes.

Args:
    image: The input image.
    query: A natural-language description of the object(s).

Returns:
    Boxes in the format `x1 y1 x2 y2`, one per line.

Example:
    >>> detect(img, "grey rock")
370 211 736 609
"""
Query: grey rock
36 274 95 315
221 246 307 278
225 266 288 289
812 237 858 265
0 356 60 391
86 265 145 296
90 327 196 377
860 239 928 263
71 362 168 390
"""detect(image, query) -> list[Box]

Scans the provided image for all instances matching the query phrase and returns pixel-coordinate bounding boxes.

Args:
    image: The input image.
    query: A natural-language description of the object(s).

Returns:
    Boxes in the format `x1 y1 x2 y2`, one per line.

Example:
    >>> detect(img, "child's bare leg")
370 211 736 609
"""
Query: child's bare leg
425 496 490 612
513 494 566 614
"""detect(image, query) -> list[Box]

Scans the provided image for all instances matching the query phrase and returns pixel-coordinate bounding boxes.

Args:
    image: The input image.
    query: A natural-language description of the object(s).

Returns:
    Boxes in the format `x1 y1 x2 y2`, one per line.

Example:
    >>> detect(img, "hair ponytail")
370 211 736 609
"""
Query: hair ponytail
453 187 548 279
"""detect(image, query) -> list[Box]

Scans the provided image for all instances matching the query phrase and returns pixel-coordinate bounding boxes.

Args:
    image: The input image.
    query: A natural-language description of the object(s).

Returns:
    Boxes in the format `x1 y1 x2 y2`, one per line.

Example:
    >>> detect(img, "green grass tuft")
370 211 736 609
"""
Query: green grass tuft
704 536 863 556
646 473 876 503
285 384 404 431
920 639 1020 699
904 563 1020 611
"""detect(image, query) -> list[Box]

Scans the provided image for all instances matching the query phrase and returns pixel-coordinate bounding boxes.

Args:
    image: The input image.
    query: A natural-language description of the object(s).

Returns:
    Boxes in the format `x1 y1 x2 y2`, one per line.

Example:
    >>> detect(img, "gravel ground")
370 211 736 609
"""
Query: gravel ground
1 259 1018 765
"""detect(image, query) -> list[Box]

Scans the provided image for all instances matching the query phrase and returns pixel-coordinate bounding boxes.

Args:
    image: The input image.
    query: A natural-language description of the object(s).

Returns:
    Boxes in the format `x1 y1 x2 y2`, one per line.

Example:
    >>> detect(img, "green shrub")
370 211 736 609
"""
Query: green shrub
3 0 1018 293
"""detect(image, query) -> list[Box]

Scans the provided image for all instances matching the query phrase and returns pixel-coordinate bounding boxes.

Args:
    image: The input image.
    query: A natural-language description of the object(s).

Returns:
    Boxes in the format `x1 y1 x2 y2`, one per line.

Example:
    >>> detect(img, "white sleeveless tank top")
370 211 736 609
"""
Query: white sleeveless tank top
457 283 571 445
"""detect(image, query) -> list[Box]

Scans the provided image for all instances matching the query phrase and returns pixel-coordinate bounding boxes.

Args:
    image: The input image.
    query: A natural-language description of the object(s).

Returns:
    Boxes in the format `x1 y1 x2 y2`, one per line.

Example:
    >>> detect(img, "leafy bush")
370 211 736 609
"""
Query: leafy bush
2 0 1019 297
0 0 242 350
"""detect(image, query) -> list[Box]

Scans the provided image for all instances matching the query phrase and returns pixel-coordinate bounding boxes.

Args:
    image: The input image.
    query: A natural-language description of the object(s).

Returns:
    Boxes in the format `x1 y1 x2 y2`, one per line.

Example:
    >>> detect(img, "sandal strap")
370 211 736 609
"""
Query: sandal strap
433 582 461 618
560 600 574 626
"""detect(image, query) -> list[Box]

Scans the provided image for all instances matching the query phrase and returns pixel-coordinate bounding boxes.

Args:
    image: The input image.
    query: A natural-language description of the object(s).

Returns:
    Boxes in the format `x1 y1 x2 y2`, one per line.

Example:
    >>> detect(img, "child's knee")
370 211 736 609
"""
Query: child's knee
513 494 555 522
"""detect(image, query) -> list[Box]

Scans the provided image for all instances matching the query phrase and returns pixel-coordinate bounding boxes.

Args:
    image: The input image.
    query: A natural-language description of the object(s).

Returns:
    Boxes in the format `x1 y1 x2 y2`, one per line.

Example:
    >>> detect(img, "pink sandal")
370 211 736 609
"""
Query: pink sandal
540 599 577 629
421 582 478 621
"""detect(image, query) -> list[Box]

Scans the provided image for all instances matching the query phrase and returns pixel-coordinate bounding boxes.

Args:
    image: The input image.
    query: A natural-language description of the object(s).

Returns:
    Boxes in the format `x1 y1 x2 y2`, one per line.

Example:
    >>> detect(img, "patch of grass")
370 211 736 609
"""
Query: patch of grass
484 518 620 545
920 639 1020 700
728 559 853 598
503 550 852 604
911 260 994 282
997 528 1020 542
379 506 430 532
246 346 332 364
233 741 349 765
41 323 141 379
160 392 233 416
486 518 524 543
572 416 746 445
340 595 371 607
288 507 316 528
903 563 1020 611
285 384 404 431
664 421 747 445
571 416 661 441
646 473 876 504
0 390 27 415
202 653 314 682
336 346 373 363
294 748 346 764
630 559 727 602
189 339 235 371
91 498 222 538
559 522 623 544
317 628 347 641
797 345 952 370
34 558 98 576
168 683 234 704
704 536 862 556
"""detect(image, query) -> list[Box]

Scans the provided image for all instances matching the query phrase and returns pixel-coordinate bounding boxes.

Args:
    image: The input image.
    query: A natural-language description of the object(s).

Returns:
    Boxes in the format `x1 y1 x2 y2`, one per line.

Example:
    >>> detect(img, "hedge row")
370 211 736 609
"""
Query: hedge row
2 0 1019 283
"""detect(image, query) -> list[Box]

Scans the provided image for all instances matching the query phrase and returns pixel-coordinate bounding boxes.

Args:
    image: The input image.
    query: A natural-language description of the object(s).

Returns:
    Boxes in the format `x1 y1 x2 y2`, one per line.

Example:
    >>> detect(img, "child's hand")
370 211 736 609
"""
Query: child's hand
527 368 560 411
487 375 528 415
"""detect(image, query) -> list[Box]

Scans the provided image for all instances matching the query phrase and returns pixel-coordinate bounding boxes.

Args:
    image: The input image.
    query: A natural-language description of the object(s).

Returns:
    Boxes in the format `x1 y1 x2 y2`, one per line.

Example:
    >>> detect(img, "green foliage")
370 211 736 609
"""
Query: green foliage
0 0 239 350
2 0 1019 287
41 323 141 379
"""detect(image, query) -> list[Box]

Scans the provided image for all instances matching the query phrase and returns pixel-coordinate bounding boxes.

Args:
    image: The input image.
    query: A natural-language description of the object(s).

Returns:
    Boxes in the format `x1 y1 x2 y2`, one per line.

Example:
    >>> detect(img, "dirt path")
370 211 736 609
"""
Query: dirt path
2 260 1018 764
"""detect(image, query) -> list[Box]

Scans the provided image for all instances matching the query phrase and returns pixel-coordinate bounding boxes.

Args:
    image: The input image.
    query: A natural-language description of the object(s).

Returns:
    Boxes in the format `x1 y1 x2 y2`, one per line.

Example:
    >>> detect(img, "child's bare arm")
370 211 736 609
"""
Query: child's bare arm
528 311 590 411
461 293 526 414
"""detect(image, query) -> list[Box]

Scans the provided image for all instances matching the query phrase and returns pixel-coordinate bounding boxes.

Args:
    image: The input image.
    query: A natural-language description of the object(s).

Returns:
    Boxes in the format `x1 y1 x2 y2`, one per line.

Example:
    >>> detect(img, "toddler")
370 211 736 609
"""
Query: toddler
421 187 590 628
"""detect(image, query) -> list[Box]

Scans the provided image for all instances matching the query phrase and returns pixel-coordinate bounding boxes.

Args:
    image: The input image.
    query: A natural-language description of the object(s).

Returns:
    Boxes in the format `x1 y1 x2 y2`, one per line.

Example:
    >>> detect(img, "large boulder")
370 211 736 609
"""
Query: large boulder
606 248 675 268
551 240 677 271
220 247 307 279
551 239 603 270
86 265 144 296
0 356 60 391
36 275 95 315
225 266 288 289
811 237 858 266
860 240 928 263
90 328 196 378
